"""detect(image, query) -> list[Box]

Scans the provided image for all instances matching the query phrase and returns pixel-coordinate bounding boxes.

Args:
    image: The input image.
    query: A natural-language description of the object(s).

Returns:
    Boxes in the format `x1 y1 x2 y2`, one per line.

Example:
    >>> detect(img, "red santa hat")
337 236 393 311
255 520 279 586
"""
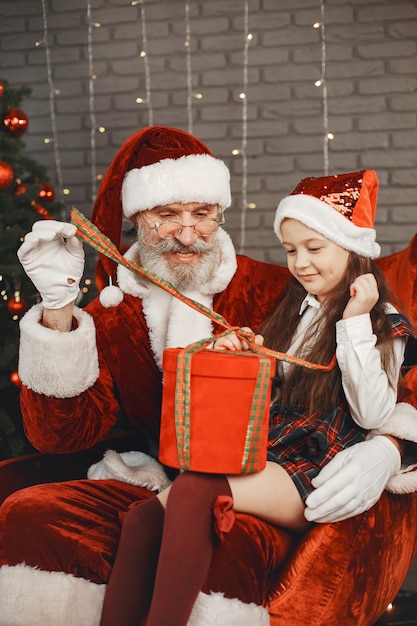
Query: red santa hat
91 126 231 287
274 170 381 258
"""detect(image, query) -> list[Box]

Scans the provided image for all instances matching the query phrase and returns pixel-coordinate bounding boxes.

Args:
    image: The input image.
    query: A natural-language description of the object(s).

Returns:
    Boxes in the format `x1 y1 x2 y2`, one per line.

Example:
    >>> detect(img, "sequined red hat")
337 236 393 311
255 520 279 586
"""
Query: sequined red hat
274 170 381 258
91 126 231 284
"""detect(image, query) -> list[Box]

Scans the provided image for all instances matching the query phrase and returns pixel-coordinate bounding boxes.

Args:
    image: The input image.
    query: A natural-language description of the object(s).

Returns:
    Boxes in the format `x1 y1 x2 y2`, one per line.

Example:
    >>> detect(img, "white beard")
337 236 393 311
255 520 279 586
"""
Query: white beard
136 225 221 292
116 226 238 368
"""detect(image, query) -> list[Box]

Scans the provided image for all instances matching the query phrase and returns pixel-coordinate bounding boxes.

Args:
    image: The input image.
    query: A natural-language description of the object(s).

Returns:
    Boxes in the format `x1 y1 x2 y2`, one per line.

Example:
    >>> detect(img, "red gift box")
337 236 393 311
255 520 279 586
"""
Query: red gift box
159 346 275 474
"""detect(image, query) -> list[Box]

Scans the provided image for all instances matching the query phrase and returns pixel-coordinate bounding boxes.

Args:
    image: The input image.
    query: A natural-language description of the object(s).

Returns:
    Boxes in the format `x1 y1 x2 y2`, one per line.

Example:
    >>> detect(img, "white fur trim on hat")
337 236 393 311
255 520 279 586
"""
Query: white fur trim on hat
274 194 381 259
121 154 231 217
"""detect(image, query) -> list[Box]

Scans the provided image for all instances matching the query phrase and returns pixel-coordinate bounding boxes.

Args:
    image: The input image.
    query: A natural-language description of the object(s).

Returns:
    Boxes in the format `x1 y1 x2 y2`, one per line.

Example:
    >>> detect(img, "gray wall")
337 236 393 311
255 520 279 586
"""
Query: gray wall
1 0 417 271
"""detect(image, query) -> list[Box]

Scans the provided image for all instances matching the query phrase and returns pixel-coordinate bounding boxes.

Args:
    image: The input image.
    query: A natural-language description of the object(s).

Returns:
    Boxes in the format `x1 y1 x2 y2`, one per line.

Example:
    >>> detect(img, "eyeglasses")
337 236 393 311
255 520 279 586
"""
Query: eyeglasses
142 209 225 240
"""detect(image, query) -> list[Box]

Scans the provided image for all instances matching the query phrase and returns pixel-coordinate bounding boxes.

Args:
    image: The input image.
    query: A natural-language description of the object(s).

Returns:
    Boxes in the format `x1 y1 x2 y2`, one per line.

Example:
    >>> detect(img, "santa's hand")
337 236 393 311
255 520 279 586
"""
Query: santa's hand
17 221 85 309
304 436 401 523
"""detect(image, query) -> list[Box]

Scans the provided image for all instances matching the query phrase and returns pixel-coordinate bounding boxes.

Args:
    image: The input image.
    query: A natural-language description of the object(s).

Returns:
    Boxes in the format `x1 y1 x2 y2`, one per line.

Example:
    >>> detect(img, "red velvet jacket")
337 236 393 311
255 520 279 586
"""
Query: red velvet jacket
19 256 290 454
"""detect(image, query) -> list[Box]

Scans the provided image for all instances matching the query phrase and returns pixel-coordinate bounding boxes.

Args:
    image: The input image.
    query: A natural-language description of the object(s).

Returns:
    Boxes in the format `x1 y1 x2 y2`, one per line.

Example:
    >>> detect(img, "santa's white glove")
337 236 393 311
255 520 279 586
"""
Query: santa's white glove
304 436 401 523
17 221 85 309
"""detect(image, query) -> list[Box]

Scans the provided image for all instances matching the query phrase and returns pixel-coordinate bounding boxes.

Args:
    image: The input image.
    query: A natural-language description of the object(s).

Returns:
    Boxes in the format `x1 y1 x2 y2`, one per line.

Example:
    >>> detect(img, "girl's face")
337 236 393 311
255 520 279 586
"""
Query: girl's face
281 218 350 303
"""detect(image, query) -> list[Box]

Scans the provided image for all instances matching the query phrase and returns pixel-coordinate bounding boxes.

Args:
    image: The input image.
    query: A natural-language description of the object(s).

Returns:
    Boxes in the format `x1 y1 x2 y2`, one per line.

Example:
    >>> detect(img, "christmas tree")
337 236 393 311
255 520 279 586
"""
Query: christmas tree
0 79 63 460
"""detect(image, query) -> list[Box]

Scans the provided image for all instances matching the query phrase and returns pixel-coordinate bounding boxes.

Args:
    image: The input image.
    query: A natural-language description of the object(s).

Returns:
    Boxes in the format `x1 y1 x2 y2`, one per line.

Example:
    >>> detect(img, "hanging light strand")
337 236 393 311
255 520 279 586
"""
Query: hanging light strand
316 0 331 175
238 1 250 254
40 0 65 216
135 0 154 126
87 0 98 202
185 1 193 133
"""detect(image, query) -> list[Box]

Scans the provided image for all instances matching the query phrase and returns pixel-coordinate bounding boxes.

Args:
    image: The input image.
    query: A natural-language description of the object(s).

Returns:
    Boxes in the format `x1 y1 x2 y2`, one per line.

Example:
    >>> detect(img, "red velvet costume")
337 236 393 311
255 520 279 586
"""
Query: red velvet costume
2 127 417 626
0 256 298 617
18 255 289 456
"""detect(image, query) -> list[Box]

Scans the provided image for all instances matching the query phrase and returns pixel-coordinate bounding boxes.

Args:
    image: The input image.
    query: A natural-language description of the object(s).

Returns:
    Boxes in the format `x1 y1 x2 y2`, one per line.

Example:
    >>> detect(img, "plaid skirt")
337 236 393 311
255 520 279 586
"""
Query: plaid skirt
267 403 366 501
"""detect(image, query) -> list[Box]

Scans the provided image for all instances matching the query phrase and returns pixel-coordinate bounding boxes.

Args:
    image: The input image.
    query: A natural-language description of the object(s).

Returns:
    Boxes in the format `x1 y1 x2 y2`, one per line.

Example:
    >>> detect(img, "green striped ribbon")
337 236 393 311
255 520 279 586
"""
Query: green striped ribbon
71 207 337 475
70 208 337 372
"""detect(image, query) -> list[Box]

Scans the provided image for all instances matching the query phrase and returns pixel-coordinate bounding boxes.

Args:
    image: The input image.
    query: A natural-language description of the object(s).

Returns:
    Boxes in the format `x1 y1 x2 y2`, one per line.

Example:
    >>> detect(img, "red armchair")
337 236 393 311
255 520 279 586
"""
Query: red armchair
0 446 416 625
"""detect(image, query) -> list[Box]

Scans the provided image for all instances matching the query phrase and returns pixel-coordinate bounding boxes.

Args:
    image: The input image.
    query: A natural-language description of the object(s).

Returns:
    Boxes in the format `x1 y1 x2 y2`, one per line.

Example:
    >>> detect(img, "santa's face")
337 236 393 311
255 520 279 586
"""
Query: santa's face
135 202 223 291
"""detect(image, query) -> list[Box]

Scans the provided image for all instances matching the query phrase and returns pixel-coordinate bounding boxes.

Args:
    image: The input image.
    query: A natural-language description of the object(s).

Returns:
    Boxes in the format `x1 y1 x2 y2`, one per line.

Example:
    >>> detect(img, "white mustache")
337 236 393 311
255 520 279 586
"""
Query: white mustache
154 238 217 254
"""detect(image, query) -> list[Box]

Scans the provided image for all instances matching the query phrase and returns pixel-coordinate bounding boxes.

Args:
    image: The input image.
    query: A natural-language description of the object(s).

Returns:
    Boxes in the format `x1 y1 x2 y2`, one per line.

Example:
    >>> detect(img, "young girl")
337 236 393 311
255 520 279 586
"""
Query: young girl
100 170 414 626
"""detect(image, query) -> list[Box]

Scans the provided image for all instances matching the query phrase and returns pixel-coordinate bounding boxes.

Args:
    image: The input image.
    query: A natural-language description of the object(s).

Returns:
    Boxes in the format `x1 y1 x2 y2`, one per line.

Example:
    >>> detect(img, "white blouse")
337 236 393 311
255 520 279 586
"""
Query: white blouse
279 293 405 430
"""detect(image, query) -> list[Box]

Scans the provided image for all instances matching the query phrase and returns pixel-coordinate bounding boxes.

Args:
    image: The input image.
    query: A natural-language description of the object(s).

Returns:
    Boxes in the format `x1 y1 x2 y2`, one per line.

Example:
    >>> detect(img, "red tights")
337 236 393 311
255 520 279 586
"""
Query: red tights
99 472 233 626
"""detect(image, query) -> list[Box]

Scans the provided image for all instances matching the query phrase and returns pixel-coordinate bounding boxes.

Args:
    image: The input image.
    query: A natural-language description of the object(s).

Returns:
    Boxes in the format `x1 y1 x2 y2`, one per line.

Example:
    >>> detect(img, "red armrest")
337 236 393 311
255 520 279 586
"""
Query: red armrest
0 430 146 505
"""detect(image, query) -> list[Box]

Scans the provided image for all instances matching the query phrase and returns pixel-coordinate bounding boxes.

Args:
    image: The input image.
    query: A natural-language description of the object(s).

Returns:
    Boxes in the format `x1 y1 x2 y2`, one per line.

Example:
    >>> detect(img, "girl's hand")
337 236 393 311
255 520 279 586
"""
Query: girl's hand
342 273 379 319
213 327 264 351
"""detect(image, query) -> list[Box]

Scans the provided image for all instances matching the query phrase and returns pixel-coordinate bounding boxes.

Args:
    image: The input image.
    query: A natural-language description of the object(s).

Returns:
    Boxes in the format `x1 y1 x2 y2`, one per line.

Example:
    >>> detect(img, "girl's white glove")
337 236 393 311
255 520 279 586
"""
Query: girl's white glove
17 221 85 310
304 436 401 523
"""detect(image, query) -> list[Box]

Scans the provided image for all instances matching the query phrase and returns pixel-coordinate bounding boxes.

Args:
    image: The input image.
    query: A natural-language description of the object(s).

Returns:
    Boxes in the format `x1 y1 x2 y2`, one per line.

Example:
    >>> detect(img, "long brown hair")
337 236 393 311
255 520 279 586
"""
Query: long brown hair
259 253 401 412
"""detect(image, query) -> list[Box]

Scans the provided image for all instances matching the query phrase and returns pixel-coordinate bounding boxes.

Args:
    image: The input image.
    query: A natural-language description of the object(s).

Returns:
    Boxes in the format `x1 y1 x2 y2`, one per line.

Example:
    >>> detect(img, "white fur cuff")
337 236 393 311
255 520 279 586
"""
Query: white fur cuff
18 304 99 398
0 564 270 626
87 450 172 493
0 565 105 626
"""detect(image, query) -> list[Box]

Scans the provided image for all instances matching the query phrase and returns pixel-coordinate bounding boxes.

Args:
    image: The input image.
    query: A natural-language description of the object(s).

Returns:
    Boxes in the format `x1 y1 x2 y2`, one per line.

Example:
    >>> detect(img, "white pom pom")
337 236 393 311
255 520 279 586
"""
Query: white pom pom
99 284 124 308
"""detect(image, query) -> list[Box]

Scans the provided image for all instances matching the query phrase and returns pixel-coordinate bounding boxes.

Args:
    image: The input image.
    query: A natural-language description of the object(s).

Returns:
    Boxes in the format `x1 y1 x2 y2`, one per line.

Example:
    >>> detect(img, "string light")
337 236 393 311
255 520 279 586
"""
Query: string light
183 3 204 129
185 0 193 133
135 0 154 126
81 277 92 295
238 0 250 254
40 0 66 216
87 0 98 202
314 0 332 175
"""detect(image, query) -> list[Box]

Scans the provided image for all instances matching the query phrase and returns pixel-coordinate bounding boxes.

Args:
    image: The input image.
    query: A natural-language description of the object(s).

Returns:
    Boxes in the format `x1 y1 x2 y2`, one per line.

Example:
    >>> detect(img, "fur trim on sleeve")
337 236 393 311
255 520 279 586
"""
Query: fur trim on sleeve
18 304 99 398
369 402 417 494
87 450 172 493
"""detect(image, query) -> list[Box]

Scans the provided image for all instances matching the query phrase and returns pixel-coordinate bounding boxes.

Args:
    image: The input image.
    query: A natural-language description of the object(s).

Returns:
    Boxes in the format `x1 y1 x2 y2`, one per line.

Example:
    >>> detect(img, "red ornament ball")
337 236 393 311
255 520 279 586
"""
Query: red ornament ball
38 182 55 203
3 107 29 137
0 161 14 189
7 295 28 318
0 82 4 97
10 371 22 388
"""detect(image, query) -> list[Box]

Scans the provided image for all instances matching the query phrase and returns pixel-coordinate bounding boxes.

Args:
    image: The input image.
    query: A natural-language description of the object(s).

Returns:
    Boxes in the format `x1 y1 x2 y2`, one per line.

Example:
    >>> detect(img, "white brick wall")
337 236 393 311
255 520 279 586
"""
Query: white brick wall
1 0 416 269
